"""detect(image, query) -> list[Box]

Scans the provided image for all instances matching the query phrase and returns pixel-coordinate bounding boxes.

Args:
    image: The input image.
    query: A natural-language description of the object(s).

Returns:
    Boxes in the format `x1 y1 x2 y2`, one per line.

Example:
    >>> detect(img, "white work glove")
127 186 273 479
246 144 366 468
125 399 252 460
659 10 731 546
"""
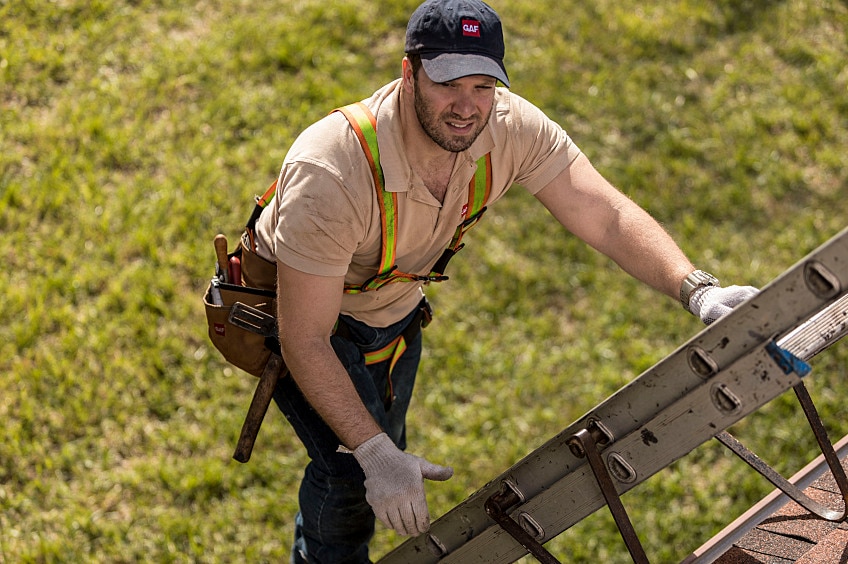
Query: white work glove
689 285 759 325
353 432 453 536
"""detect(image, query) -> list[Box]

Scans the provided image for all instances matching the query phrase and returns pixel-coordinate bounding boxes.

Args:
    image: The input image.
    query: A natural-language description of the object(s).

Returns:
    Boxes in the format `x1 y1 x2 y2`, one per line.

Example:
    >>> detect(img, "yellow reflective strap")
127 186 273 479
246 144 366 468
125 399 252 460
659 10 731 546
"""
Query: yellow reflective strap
334 103 491 293
388 336 408 375
446 153 492 252
344 269 448 294
363 336 402 365
257 179 278 208
468 153 492 218
335 103 397 276
363 335 408 408
345 103 384 188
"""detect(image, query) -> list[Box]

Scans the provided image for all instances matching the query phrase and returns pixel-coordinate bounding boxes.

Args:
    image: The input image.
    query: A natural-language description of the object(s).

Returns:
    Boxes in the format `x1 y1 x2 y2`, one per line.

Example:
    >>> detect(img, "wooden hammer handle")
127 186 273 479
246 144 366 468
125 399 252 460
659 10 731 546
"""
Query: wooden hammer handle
233 353 286 463
214 234 229 282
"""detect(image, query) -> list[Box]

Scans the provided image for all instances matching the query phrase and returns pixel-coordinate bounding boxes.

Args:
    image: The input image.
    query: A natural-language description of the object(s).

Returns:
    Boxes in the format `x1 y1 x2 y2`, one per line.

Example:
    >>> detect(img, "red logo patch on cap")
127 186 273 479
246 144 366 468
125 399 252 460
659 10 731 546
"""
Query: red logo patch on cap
462 19 481 37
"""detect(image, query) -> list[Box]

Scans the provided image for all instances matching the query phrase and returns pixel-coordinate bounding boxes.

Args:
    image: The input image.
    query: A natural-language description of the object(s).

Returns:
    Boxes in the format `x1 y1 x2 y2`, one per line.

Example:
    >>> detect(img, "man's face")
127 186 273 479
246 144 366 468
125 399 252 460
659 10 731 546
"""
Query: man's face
410 66 496 153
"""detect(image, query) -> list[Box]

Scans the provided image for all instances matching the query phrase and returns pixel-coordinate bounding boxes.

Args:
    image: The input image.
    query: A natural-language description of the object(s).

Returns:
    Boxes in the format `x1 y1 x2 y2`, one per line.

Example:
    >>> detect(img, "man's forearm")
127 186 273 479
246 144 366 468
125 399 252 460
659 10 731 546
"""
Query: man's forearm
276 263 383 450
597 199 694 300
281 335 383 449
536 155 695 302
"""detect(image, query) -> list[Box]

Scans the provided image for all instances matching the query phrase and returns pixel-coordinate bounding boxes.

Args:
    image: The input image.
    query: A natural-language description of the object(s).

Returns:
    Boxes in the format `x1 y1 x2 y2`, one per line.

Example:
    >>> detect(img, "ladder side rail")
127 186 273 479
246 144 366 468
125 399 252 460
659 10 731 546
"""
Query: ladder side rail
439 339 813 563
378 228 848 564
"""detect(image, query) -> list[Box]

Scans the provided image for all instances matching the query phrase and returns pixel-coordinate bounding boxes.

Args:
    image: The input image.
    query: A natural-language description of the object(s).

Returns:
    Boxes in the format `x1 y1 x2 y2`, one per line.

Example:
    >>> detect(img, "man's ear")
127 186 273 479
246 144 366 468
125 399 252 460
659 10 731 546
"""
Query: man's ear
401 57 415 92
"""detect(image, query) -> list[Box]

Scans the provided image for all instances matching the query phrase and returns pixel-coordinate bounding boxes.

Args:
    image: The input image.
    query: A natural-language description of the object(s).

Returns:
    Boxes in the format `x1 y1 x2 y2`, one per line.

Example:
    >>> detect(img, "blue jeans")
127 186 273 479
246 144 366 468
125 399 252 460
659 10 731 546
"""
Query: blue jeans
273 306 424 564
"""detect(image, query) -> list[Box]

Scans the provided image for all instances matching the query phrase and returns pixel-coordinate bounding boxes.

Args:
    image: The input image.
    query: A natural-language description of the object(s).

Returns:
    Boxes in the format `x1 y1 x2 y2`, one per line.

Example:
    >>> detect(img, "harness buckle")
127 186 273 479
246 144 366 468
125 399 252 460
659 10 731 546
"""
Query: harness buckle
418 274 450 285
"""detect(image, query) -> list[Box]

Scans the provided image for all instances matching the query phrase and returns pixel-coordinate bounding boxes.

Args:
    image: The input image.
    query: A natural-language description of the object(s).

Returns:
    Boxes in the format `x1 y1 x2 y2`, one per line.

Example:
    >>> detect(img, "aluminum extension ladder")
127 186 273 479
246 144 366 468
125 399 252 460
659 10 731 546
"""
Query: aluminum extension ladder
378 226 848 564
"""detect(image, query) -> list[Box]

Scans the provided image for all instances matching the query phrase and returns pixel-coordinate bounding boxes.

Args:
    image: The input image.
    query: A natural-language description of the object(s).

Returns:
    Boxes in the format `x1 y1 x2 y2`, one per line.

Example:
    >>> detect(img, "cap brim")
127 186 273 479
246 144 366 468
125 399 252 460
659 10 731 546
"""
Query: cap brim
421 52 510 87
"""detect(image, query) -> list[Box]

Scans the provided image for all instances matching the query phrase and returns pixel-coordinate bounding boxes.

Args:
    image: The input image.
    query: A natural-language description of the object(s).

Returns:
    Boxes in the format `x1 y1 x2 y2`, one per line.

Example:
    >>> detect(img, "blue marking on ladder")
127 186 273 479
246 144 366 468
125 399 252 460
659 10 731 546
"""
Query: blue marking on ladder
765 341 812 377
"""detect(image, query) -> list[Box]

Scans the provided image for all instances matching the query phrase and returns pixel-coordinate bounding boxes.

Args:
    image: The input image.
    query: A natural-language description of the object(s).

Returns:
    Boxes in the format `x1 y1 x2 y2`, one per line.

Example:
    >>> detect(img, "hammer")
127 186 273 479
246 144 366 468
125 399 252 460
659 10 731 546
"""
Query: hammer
232 353 286 463
227 302 286 463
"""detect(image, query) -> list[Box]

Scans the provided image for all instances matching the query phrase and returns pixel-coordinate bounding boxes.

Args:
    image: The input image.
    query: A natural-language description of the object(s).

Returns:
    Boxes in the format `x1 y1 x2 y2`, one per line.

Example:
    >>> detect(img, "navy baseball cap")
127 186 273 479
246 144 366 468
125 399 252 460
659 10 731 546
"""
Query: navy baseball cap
405 0 510 87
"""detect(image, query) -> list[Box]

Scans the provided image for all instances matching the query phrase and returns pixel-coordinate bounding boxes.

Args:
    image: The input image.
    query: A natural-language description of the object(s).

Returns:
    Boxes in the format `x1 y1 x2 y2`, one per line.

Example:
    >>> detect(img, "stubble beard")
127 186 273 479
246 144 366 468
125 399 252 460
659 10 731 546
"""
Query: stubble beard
413 87 491 153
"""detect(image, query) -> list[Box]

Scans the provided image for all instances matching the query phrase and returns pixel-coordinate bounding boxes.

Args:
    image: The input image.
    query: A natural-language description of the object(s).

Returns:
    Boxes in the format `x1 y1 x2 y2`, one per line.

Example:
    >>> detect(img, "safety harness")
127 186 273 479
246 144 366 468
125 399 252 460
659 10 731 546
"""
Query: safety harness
245 102 492 406
334 102 493 293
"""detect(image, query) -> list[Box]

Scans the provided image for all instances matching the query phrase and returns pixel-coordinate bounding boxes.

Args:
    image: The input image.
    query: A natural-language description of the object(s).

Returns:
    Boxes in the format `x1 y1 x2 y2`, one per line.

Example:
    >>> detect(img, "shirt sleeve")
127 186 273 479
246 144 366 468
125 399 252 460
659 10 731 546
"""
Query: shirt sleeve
273 158 369 278
508 92 583 194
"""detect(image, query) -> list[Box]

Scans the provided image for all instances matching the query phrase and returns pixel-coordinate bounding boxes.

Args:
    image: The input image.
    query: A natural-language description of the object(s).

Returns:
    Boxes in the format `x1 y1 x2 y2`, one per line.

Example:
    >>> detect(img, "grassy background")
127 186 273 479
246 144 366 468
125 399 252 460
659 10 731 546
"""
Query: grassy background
2 0 847 562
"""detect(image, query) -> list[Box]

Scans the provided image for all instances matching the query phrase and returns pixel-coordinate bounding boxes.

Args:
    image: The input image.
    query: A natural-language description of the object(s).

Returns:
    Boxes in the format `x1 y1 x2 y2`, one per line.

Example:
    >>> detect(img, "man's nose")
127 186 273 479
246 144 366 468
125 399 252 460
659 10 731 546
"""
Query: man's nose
451 92 476 118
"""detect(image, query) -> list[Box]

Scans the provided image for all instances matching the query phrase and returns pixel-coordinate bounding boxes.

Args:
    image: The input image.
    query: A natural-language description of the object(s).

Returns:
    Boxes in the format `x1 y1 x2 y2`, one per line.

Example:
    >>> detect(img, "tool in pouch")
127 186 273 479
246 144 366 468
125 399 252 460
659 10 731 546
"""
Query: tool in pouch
204 101 492 462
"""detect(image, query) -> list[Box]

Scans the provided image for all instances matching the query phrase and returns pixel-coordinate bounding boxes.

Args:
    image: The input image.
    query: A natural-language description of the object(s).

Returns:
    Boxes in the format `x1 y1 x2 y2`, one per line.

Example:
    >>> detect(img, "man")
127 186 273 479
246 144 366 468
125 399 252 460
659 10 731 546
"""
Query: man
250 0 757 561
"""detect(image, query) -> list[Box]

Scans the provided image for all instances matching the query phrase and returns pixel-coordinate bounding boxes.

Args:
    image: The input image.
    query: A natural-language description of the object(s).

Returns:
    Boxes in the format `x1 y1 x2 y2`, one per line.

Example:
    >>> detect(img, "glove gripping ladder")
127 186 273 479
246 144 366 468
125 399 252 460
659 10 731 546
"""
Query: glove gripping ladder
378 227 848 564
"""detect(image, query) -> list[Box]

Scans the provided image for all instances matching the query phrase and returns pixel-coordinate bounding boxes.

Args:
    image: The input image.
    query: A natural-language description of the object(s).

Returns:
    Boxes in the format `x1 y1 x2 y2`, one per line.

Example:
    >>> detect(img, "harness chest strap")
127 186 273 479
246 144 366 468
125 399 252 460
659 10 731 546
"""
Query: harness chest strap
336 102 492 292
247 102 492 294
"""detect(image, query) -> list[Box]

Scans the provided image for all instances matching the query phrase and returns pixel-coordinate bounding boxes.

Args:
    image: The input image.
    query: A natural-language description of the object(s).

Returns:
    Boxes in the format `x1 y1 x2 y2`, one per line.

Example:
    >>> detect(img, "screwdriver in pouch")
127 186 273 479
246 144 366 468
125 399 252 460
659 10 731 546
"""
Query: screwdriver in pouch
229 256 241 286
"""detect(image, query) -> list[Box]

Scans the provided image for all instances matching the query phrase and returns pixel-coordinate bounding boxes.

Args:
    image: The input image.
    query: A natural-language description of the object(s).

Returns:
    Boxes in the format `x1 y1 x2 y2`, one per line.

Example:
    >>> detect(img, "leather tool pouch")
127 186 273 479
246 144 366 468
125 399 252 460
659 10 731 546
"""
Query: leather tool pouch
203 237 278 377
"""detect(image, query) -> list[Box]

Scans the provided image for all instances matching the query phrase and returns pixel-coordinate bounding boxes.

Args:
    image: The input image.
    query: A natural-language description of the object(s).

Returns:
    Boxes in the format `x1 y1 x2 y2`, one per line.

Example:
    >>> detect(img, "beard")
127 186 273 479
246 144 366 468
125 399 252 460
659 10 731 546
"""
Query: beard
413 87 491 153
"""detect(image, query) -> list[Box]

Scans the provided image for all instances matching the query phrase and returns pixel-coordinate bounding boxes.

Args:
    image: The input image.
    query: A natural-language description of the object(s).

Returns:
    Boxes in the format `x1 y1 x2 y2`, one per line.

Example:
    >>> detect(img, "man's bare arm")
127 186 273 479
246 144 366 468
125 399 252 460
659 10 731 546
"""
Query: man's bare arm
276 262 382 449
276 261 453 536
535 153 694 299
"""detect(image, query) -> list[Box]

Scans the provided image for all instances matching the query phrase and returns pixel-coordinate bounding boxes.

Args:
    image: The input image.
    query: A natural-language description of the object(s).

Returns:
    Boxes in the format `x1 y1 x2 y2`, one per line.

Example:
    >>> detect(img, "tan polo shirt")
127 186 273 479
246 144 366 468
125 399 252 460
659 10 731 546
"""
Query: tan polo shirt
254 79 582 327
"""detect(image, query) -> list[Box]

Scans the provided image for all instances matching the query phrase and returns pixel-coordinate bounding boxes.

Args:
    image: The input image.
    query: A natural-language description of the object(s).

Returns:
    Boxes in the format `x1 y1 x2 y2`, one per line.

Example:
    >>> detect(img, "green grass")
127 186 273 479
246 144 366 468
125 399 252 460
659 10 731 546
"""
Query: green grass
2 0 847 562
